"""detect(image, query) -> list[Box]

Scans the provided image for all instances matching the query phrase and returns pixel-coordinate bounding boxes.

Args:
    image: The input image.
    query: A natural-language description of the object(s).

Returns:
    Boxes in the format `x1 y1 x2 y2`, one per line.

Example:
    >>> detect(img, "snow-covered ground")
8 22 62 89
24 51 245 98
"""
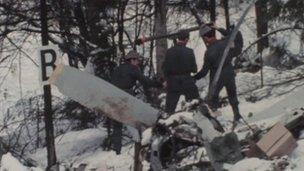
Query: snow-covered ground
3 55 303 170
30 128 136 170
1 1 304 171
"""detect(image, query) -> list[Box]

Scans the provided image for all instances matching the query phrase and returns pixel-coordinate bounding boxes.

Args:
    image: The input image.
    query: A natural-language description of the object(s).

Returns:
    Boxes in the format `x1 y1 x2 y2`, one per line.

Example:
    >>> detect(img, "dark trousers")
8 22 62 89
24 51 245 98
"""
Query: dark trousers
111 120 123 154
165 88 199 114
208 76 239 114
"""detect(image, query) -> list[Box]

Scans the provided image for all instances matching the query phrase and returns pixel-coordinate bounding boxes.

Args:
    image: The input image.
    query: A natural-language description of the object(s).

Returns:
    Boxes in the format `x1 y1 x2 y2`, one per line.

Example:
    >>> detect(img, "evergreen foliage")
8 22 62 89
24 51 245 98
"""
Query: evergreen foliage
268 0 304 26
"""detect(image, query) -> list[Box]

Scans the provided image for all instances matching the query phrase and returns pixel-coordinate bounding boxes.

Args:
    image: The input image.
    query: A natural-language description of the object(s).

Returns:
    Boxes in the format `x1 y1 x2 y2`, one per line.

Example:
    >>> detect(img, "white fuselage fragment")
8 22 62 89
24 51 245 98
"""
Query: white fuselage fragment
48 65 160 129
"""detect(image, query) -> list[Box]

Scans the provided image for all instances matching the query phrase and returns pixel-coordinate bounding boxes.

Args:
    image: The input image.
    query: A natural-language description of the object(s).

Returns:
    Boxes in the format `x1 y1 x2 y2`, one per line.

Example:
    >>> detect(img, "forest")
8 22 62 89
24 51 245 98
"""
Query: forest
0 0 304 170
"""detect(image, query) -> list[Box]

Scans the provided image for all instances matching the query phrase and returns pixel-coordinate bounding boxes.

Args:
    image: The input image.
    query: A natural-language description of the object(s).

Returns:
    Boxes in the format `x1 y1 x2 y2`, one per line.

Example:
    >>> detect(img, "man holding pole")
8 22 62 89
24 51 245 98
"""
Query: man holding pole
194 24 243 123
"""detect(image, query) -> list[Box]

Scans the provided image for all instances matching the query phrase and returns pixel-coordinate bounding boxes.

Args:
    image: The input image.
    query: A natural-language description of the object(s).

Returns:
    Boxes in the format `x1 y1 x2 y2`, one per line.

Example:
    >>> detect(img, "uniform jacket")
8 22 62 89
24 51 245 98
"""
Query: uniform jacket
162 43 198 92
111 63 159 93
194 28 243 81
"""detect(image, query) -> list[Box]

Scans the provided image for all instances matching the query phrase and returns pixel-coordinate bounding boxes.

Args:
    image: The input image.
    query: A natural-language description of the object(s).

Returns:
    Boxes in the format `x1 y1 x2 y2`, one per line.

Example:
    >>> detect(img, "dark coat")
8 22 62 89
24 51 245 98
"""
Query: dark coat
111 63 159 93
162 44 198 92
194 28 243 81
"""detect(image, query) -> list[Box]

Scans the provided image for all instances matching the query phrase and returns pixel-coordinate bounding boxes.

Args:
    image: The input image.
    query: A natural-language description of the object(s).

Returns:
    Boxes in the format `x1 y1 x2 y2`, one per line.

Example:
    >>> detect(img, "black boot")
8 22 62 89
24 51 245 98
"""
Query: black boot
232 105 242 122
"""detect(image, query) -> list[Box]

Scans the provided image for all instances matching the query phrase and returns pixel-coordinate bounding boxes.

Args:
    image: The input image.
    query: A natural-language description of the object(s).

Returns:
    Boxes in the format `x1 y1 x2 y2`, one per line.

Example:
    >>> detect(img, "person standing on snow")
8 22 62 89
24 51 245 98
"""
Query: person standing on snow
193 24 243 123
162 30 200 114
110 50 162 154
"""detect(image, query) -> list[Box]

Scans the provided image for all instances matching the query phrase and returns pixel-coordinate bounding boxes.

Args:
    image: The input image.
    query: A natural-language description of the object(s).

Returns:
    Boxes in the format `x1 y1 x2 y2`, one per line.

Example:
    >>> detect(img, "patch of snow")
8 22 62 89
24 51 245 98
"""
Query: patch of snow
1 153 28 171
290 140 304 159
84 58 95 74
178 147 208 168
174 95 186 112
77 148 134 171
227 158 273 171
30 128 106 168
286 140 304 170
220 96 284 122
126 125 141 142
141 128 152 146
158 112 194 126
247 85 304 123
0 153 43 171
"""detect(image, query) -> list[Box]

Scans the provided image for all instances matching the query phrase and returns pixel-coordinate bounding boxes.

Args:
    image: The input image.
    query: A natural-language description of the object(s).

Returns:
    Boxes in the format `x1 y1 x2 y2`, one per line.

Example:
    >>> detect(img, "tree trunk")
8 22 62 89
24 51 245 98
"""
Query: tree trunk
149 17 155 77
255 0 268 53
117 0 128 58
36 100 40 148
40 1 57 170
222 0 230 29
154 0 167 76
209 0 216 37
74 2 89 66
300 30 304 55
86 0 109 47
133 142 142 171
85 0 116 79
255 0 268 88
55 0 79 68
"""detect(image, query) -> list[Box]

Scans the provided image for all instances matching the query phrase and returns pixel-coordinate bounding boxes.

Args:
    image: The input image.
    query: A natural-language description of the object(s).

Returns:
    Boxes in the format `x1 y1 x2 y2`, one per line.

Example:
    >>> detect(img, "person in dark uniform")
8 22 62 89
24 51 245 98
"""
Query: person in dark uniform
110 50 162 154
162 30 199 114
193 24 243 122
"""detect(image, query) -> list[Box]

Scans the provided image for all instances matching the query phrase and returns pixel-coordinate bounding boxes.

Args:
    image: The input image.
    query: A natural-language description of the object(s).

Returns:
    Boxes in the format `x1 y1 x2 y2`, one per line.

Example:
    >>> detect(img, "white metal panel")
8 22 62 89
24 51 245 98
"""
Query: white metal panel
49 65 160 129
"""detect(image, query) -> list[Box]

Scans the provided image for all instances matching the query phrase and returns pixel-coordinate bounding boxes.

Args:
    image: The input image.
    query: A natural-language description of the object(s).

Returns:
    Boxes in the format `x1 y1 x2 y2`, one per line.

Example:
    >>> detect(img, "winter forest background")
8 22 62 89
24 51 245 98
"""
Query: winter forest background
0 0 304 170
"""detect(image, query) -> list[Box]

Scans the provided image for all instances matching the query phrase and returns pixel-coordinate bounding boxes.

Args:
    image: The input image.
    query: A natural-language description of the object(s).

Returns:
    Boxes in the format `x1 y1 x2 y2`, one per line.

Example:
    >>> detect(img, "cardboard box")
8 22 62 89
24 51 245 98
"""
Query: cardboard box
257 122 297 158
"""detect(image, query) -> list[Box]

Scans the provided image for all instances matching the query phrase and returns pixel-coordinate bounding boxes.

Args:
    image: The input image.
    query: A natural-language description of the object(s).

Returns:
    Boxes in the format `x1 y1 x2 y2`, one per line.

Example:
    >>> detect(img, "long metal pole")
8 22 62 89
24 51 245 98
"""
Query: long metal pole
40 0 57 170
209 0 258 99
